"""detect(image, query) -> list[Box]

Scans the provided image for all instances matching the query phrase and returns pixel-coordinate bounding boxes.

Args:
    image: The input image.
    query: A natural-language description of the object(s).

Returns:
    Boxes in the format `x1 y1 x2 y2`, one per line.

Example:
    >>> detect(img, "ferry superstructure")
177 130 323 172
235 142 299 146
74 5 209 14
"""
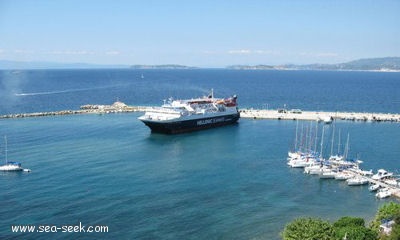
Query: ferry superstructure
138 90 240 134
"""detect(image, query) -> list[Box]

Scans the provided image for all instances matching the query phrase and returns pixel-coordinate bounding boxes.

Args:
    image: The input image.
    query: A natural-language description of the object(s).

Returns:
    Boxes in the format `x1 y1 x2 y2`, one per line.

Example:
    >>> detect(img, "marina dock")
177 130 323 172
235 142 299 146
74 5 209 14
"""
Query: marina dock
1 102 399 123
288 154 400 200
347 169 400 200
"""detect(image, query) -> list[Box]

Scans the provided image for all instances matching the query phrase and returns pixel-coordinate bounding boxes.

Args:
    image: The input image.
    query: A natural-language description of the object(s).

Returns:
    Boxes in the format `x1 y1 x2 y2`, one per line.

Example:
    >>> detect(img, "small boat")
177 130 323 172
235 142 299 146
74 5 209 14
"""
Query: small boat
318 116 333 124
384 178 399 187
323 116 333 124
376 188 392 199
288 159 309 168
372 169 393 180
347 177 369 186
319 168 336 179
352 167 373 176
0 136 24 172
369 183 380 192
304 164 324 175
288 156 315 168
334 171 353 180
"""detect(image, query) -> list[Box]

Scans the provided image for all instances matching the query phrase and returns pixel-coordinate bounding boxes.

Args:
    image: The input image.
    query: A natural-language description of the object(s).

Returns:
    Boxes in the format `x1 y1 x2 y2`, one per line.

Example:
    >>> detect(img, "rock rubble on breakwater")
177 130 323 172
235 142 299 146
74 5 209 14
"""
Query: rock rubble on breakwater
0 101 148 119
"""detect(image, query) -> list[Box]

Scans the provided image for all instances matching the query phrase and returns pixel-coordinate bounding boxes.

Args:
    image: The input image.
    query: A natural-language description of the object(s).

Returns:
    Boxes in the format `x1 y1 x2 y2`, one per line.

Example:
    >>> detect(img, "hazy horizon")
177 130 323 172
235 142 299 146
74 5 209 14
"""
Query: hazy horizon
1 1 399 67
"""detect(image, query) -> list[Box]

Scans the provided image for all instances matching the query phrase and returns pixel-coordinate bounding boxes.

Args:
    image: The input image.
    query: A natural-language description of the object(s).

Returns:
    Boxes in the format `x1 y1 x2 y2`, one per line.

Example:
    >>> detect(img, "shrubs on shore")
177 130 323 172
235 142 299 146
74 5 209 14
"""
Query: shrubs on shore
281 202 400 240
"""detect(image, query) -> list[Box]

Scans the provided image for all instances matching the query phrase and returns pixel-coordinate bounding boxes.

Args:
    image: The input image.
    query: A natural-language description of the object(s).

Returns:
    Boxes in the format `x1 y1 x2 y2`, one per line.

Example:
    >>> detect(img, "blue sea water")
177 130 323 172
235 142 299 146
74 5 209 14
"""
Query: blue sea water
1 69 400 114
0 69 400 239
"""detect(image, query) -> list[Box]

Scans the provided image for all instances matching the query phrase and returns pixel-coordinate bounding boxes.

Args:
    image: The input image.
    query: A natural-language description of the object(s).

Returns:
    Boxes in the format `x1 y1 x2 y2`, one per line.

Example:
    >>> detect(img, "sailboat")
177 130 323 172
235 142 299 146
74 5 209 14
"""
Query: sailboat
0 136 24 172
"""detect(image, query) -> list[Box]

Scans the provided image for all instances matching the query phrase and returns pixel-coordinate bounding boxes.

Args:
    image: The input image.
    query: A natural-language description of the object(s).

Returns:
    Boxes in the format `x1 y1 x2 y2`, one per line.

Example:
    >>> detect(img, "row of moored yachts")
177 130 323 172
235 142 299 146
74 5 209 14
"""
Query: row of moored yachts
287 151 398 199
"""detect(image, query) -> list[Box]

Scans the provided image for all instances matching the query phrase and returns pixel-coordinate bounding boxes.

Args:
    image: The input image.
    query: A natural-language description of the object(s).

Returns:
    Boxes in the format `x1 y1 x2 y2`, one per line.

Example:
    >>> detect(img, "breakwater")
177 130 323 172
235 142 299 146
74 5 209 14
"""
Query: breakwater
1 102 399 123
240 109 400 123
0 102 148 119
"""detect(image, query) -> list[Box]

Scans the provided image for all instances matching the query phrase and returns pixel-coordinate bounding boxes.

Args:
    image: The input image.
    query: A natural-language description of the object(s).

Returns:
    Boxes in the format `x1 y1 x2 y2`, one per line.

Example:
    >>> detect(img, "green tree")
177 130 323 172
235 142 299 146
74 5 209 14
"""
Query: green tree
380 212 400 240
333 216 365 228
281 217 333 240
332 217 377 240
370 202 400 231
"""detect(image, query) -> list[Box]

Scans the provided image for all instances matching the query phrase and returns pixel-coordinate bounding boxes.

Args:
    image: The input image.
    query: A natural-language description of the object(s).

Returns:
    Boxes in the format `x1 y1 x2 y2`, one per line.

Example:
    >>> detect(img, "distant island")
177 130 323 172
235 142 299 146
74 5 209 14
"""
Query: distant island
0 60 129 69
228 57 400 71
1 57 400 71
129 64 196 69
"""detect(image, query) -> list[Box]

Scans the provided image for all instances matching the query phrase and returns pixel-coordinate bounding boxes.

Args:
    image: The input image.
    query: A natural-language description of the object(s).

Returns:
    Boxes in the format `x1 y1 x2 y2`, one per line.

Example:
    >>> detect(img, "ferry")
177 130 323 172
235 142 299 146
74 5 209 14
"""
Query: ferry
138 90 240 134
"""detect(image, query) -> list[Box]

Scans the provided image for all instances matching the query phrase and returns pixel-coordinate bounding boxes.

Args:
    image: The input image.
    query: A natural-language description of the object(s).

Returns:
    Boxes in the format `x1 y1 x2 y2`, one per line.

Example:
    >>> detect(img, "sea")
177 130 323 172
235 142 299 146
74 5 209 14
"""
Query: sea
0 69 399 239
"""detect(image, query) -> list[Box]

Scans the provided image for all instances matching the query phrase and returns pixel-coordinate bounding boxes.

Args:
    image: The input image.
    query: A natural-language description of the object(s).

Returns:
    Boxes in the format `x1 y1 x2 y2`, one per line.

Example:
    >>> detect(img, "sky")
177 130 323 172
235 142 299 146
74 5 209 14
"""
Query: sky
0 0 399 67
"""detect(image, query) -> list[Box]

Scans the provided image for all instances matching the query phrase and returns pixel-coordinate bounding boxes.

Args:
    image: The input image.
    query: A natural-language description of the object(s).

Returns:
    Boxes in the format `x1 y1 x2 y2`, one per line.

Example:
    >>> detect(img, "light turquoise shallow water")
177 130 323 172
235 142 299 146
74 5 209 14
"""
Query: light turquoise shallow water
1 113 399 239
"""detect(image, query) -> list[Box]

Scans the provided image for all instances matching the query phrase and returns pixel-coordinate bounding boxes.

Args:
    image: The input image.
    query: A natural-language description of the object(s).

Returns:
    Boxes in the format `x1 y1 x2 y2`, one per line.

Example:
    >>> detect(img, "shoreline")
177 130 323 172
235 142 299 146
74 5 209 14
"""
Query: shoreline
1 102 399 123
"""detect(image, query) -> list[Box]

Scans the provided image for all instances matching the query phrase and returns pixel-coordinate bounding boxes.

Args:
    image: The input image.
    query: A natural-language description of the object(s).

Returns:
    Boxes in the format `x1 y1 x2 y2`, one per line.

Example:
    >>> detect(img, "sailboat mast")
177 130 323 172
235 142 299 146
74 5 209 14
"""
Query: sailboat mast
307 121 313 153
314 122 318 154
337 129 341 155
294 120 298 152
4 136 8 164
304 126 308 152
299 123 304 152
320 125 325 159
330 124 335 157
344 133 350 160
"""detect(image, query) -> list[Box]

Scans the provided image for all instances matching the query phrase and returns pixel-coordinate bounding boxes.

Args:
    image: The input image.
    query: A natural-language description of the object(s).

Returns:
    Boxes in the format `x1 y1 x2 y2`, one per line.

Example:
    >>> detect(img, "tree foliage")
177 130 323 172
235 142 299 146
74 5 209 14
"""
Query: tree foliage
282 217 333 240
333 225 377 240
370 202 400 231
333 216 365 228
332 216 377 240
281 203 400 240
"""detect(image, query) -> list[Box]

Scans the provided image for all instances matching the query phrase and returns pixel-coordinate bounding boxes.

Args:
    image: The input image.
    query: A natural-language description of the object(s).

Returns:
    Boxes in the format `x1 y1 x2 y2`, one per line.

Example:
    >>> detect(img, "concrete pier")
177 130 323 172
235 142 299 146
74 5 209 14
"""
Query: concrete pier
240 109 400 123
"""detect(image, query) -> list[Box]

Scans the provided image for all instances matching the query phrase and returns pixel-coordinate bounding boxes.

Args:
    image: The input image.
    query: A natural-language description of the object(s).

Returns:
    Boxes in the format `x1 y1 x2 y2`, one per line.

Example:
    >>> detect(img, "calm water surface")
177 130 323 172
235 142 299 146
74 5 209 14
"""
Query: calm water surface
0 69 399 239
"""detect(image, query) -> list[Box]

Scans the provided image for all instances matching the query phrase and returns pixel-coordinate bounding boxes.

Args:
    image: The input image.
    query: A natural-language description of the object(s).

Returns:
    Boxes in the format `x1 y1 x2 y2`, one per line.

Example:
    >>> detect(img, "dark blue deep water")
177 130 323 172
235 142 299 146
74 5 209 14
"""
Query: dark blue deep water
0 69 399 239
1 69 399 114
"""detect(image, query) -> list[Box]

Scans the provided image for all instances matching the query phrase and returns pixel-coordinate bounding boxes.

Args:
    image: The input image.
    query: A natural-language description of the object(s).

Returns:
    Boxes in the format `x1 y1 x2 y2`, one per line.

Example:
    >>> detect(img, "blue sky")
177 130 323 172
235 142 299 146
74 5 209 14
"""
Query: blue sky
0 0 399 67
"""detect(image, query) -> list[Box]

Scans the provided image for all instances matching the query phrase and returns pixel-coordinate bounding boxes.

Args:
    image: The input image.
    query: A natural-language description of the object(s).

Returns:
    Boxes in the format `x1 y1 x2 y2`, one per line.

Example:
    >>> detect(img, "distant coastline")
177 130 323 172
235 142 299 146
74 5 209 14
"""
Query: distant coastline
227 57 400 72
130 64 197 69
0 57 399 71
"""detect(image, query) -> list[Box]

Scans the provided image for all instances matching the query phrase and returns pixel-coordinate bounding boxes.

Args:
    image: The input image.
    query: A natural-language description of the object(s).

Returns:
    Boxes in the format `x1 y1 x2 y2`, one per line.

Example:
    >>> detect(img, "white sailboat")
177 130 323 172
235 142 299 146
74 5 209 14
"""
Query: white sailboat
0 136 25 172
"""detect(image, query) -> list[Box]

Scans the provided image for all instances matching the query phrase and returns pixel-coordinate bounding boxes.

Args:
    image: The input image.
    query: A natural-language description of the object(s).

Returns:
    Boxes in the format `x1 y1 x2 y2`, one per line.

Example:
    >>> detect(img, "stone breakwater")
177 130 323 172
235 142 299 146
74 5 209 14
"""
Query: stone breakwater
1 101 399 123
0 101 148 119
